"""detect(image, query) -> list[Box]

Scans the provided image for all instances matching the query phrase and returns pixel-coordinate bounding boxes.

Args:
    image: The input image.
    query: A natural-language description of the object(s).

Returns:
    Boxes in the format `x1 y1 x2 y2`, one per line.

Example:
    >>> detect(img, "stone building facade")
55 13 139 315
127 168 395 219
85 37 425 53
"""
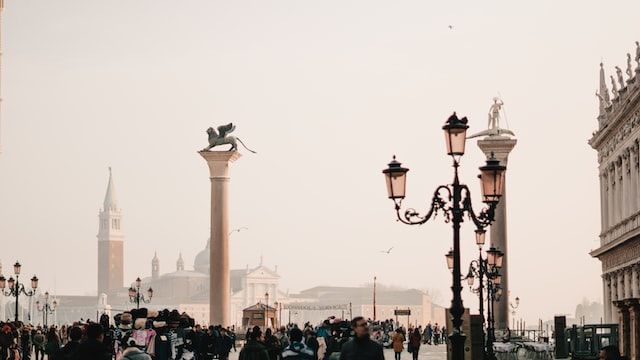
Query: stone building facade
590 46 640 359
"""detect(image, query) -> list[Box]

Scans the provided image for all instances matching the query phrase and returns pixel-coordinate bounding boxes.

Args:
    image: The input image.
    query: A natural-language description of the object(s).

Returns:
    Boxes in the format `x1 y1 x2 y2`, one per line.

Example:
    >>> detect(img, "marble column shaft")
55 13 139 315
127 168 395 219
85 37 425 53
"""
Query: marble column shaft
604 275 612 322
478 136 517 330
200 150 242 326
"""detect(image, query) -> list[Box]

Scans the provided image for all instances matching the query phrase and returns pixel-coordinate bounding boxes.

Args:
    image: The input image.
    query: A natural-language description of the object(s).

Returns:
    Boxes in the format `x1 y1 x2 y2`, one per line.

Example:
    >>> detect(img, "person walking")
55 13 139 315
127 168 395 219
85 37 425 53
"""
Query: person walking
339 317 384 360
72 323 110 360
32 330 46 360
52 327 82 360
392 328 405 360
281 328 314 360
238 326 269 360
408 328 421 360
45 328 61 359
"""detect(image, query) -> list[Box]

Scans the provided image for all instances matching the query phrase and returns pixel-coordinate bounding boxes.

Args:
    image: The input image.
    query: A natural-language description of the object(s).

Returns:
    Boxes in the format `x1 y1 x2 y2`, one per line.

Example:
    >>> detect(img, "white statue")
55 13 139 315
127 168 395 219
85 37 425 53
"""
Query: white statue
611 75 619 97
488 97 504 130
467 97 515 139
636 41 640 66
627 53 634 78
616 66 625 88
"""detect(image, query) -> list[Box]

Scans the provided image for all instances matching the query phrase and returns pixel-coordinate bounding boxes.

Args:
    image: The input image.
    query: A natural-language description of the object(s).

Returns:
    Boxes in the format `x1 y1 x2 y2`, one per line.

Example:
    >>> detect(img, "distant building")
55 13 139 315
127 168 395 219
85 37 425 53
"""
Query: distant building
288 286 446 328
97 168 124 297
590 53 640 359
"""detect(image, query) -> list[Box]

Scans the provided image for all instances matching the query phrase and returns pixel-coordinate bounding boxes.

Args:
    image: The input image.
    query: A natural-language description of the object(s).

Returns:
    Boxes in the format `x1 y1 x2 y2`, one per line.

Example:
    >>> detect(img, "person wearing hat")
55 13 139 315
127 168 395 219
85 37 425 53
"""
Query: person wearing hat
238 326 269 360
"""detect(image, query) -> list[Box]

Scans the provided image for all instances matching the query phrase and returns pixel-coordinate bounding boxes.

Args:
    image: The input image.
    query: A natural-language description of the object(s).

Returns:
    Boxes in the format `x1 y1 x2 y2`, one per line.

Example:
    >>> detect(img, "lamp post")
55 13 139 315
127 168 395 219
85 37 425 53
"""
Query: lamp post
486 272 503 358
36 291 57 328
373 276 377 321
128 277 152 309
465 240 504 360
265 292 270 329
383 113 506 360
0 262 38 323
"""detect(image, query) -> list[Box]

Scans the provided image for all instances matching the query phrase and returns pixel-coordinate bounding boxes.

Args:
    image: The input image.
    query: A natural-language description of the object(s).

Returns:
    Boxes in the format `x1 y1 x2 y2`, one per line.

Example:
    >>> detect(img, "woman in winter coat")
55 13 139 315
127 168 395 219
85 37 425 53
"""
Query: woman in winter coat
392 329 406 360
408 328 421 360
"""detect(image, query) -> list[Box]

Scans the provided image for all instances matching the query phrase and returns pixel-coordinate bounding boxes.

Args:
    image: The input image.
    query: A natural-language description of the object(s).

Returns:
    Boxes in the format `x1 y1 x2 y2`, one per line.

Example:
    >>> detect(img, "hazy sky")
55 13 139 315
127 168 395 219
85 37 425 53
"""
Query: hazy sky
0 0 634 324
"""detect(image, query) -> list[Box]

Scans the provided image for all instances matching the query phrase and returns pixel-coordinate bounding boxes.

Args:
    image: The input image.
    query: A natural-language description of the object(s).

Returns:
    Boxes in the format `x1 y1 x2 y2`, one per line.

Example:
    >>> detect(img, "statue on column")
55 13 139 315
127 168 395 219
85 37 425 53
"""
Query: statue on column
611 75 619 97
468 97 515 138
627 53 634 78
201 123 257 153
616 66 625 88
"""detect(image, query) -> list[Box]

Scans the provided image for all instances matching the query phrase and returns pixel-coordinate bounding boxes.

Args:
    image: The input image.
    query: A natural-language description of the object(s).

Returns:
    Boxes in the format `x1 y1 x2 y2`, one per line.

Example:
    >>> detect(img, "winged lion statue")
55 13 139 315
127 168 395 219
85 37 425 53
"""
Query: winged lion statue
201 123 257 153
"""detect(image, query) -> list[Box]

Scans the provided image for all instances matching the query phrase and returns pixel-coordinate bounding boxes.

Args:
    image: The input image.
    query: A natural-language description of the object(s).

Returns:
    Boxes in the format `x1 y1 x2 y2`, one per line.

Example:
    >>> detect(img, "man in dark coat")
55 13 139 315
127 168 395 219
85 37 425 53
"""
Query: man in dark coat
239 326 269 360
52 326 82 360
339 317 385 360
72 323 110 360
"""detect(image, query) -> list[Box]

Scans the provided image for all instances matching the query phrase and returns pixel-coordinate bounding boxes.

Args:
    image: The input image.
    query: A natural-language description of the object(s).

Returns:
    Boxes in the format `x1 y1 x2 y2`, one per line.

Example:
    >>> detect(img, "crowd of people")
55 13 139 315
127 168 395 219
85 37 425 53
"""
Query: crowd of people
0 308 238 360
0 311 446 360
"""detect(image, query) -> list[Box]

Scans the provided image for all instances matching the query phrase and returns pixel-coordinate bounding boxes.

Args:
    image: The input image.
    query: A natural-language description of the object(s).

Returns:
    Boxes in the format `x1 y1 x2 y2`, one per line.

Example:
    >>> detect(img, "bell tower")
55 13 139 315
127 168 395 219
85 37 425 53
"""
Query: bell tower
97 167 124 296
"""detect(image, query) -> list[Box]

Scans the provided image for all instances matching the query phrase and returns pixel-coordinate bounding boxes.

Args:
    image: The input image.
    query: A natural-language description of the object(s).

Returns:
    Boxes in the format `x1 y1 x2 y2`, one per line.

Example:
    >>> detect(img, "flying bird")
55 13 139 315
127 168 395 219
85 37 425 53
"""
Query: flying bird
380 247 394 254
448 25 454 30
229 227 249 236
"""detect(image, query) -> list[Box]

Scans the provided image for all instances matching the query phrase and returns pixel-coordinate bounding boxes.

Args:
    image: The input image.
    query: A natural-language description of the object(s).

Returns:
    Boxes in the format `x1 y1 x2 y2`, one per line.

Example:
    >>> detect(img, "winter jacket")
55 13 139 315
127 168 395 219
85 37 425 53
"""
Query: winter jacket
392 332 405 352
51 341 80 360
122 347 152 360
72 339 111 360
339 337 385 360
281 341 315 360
238 339 270 360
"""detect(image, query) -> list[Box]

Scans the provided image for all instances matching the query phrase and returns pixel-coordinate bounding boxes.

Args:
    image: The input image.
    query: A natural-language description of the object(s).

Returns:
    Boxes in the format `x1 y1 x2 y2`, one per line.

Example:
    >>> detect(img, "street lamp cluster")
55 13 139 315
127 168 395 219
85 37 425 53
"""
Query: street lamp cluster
36 291 57 328
0 262 39 322
128 277 153 309
461 233 504 360
383 113 507 360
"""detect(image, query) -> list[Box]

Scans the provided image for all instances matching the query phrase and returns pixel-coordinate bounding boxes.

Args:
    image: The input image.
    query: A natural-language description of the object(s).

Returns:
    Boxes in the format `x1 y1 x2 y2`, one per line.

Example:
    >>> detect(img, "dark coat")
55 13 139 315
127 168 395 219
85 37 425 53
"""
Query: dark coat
72 339 111 360
51 341 80 360
339 337 385 360
239 339 270 360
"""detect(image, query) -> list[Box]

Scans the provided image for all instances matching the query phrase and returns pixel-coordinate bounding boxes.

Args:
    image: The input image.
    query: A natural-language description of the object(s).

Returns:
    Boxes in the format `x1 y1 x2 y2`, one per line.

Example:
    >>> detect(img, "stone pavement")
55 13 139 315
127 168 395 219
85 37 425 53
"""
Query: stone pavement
228 343 448 360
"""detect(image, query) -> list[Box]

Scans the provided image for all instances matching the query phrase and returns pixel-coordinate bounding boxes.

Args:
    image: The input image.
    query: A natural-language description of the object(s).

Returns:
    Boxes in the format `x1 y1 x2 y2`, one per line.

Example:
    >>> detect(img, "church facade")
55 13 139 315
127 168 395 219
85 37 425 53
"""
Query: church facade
590 45 640 359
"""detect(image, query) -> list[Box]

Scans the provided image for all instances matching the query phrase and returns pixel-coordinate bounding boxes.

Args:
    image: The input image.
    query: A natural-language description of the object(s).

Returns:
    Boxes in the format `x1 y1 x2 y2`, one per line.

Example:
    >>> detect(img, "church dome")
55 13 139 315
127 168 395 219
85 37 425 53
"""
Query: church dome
194 239 209 274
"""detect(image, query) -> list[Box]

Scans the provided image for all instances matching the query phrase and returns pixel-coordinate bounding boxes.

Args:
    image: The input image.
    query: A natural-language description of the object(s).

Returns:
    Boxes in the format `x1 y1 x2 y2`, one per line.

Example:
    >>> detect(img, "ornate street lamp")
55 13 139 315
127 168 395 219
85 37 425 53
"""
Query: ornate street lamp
465 245 504 360
383 113 506 360
128 277 152 309
0 261 38 323
36 291 57 328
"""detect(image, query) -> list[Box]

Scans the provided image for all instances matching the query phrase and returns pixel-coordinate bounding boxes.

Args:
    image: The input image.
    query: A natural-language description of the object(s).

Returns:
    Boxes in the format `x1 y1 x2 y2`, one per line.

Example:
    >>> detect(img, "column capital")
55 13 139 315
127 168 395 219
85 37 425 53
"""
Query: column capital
477 137 517 164
199 151 242 178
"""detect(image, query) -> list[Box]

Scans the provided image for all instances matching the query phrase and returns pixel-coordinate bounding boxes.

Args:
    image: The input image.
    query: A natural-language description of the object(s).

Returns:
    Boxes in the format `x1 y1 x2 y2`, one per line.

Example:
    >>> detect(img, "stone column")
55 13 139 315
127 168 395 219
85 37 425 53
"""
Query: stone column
626 268 633 300
635 140 640 213
629 301 640 360
478 136 517 331
604 274 612 322
609 163 616 227
199 150 242 326
601 172 609 231
620 271 627 301
633 265 639 299
619 302 631 357
613 274 620 323
630 146 638 216
616 158 623 223
624 151 631 219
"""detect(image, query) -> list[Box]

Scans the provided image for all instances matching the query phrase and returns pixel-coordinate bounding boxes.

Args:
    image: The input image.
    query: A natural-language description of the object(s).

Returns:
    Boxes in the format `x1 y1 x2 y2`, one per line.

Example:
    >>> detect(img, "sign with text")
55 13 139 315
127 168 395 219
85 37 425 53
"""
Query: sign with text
394 309 411 316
